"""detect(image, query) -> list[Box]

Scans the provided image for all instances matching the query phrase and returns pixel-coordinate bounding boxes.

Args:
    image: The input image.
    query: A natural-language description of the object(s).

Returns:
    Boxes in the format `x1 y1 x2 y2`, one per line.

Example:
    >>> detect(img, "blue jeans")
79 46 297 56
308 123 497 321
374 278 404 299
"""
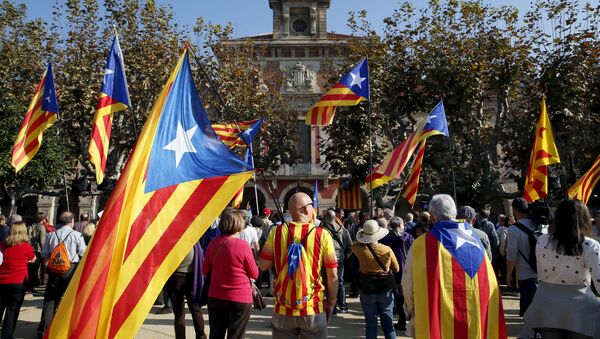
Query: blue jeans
360 291 396 339
337 261 347 310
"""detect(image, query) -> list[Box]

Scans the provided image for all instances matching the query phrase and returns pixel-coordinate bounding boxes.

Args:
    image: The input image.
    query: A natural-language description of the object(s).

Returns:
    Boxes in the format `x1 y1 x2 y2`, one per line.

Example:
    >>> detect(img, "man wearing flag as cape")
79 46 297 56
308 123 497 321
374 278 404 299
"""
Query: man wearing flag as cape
402 194 507 339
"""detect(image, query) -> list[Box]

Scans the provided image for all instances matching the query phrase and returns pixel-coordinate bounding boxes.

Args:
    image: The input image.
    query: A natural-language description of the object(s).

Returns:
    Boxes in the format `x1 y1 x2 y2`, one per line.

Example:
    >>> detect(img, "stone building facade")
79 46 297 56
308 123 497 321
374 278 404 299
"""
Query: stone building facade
219 0 367 213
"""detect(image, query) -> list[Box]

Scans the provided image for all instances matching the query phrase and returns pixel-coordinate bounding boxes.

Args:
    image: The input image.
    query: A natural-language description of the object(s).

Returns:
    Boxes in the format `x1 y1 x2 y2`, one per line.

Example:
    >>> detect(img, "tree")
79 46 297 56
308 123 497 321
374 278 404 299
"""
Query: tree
0 0 64 213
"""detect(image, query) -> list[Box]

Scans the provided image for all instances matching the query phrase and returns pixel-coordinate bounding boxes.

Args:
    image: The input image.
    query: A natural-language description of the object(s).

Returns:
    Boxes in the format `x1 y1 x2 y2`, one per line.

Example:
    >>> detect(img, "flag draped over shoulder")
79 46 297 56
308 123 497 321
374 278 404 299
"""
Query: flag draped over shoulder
523 97 560 202
212 119 259 148
337 183 363 210
88 34 131 184
46 49 253 339
305 58 369 126
366 101 448 189
402 140 426 207
412 221 507 339
11 63 58 172
568 155 600 204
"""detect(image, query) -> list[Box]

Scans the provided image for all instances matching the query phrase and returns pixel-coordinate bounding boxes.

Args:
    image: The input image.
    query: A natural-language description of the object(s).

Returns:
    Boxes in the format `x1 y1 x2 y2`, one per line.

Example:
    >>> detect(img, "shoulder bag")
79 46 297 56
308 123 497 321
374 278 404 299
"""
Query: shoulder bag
356 244 397 294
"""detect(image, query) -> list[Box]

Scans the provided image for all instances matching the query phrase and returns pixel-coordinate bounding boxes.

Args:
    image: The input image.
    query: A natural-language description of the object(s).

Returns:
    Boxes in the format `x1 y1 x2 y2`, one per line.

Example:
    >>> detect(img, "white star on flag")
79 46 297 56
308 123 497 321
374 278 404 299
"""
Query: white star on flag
103 68 114 84
426 114 437 124
163 122 198 168
349 70 366 89
446 222 480 250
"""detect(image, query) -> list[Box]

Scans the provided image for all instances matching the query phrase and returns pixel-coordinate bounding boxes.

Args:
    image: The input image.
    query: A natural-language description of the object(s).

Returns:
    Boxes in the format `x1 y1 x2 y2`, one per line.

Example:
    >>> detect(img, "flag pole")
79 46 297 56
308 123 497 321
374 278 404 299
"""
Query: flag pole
367 57 374 218
447 127 458 204
250 143 260 214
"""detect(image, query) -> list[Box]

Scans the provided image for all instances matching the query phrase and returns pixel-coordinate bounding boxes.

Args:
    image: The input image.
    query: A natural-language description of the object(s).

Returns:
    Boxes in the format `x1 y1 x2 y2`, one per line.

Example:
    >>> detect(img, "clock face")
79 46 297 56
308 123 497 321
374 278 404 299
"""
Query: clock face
292 19 308 33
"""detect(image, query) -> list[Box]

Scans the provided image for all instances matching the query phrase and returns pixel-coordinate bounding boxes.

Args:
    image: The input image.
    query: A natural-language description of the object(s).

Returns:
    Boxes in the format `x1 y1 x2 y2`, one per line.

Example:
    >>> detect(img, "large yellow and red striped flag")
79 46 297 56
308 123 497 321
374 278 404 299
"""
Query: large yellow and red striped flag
337 183 363 210
305 58 369 126
523 97 561 202
568 155 600 204
211 119 259 148
11 63 58 172
366 101 448 189
402 140 426 207
409 220 507 339
88 34 131 184
45 49 253 339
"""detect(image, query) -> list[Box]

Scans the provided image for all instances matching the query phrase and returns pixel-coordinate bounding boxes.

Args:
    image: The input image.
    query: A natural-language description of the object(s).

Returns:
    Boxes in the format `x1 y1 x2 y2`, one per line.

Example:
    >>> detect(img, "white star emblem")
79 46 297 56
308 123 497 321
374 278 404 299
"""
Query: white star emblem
163 122 198 168
103 68 114 84
426 114 437 124
349 70 366 89
446 222 480 250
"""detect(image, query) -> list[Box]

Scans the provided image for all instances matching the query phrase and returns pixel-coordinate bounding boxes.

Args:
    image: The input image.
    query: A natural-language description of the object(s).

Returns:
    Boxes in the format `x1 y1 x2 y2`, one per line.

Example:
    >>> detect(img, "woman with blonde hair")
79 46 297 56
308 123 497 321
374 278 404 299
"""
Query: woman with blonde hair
203 209 258 339
0 221 36 338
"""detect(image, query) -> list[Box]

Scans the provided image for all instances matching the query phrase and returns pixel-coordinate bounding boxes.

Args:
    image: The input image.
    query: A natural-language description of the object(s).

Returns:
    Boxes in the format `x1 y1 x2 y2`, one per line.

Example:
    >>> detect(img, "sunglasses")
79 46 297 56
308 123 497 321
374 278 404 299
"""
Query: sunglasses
296 202 314 212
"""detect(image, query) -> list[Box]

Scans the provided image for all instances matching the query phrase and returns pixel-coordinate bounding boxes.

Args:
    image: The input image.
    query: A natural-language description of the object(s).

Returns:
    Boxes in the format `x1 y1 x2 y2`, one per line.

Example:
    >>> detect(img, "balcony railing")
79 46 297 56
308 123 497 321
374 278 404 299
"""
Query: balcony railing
274 162 329 176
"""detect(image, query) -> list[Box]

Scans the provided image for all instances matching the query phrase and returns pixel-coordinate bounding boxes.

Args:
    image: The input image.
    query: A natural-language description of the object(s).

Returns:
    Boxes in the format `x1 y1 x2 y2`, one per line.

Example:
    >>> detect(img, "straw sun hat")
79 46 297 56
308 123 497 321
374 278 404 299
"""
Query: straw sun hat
356 219 389 244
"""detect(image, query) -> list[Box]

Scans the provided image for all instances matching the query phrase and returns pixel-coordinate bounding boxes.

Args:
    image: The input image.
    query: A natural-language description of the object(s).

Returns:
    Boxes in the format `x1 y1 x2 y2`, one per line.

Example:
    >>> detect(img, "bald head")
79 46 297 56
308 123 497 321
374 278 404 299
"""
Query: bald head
288 192 314 223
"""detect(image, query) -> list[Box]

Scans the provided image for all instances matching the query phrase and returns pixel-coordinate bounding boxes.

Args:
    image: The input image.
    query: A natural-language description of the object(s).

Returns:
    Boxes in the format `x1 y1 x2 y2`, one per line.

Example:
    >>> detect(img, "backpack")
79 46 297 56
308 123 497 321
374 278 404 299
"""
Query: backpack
48 232 73 274
514 222 541 273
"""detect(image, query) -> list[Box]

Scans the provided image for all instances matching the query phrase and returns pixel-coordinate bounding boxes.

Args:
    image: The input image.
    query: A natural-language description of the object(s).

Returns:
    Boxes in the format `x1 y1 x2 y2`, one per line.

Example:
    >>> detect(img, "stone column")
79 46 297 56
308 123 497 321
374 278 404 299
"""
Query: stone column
38 196 58 225
78 195 97 220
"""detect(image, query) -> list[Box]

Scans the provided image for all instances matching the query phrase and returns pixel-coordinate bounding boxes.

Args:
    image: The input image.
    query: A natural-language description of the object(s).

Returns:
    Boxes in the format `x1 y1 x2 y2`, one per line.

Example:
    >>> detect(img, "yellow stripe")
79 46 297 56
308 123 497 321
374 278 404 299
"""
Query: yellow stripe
312 98 364 107
12 113 57 172
439 245 454 339
113 172 251 338
485 259 500 339
412 236 431 339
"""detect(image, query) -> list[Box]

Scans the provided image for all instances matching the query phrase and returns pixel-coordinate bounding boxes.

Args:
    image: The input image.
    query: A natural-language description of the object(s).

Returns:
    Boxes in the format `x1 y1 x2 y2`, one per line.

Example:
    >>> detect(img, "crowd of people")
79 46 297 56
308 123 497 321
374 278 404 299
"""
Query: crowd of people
1 192 600 339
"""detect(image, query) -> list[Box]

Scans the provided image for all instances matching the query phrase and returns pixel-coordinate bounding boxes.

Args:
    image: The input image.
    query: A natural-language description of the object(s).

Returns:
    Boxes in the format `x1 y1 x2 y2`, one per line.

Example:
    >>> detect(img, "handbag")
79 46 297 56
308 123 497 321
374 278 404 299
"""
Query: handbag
356 244 397 294
199 237 232 307
251 281 266 310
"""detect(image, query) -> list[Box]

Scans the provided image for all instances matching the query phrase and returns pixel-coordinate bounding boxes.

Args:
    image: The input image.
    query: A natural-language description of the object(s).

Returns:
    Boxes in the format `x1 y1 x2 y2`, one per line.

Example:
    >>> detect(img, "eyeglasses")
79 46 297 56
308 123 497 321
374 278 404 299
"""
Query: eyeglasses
296 202 314 212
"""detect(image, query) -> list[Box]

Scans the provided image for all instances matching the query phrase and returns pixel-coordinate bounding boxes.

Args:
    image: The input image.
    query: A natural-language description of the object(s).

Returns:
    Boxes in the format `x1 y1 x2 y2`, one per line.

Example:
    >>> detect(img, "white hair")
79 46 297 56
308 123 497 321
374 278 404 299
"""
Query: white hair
428 194 457 221
405 213 414 222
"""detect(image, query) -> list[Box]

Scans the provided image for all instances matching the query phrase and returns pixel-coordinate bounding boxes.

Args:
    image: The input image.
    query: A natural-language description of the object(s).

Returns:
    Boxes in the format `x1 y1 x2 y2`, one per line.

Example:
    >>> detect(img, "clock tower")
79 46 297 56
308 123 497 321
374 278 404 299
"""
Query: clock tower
269 0 330 39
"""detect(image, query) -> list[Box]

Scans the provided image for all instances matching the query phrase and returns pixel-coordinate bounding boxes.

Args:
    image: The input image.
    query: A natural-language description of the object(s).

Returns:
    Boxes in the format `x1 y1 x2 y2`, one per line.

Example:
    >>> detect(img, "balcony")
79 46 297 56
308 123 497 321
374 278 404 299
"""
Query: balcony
274 162 329 177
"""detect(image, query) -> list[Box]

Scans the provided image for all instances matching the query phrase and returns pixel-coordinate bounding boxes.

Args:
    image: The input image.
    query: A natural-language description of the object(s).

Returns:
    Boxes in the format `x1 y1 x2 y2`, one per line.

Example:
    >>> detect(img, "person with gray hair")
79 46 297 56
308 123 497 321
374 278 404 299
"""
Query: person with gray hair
380 216 414 331
402 194 505 337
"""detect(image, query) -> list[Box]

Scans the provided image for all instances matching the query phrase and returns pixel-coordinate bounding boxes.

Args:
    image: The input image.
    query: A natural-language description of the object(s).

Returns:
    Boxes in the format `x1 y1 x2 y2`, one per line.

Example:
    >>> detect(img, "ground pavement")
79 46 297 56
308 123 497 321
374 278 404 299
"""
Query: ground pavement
13 285 523 338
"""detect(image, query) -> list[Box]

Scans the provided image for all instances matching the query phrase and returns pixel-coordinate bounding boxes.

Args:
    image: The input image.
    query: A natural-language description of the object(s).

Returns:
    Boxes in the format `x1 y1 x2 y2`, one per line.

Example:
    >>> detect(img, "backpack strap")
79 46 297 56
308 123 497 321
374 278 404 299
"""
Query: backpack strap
366 243 389 273
55 230 74 244
323 223 344 249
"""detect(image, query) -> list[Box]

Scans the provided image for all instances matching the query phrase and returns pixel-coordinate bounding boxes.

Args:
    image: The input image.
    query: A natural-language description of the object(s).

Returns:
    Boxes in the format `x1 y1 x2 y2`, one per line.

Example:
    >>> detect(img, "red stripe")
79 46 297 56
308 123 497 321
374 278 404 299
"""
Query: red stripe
309 107 319 125
498 292 508 339
581 159 600 199
96 95 120 109
90 114 113 171
425 234 441 338
108 176 229 336
477 260 490 339
123 184 179 260
583 171 600 201
319 93 362 102
66 185 128 338
320 107 328 125
12 106 50 153
309 227 323 315
452 259 468 339
13 139 40 165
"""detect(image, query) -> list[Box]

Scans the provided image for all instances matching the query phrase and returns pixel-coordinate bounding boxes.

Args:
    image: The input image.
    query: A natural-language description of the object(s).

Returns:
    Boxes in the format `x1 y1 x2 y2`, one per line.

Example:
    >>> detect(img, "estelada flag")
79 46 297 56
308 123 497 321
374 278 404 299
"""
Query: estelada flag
409 220 507 339
366 101 448 189
88 33 131 184
305 58 369 126
212 119 259 148
568 155 600 204
11 62 58 172
401 140 426 207
45 48 253 339
523 97 560 202
337 183 362 210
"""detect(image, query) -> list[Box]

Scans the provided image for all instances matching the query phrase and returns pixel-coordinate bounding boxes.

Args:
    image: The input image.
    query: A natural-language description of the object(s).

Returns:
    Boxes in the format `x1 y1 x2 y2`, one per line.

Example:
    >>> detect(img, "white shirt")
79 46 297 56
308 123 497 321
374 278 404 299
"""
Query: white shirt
536 234 600 286
239 226 259 248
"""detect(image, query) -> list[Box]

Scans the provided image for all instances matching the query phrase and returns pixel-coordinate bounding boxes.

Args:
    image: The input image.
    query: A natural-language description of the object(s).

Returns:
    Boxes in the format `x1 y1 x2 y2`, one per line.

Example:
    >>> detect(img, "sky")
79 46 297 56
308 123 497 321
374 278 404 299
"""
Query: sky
17 0 533 38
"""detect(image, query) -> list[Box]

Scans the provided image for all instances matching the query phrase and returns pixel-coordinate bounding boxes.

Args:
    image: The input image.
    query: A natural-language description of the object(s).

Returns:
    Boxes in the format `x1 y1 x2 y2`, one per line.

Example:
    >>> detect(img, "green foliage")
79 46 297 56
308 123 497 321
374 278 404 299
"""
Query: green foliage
325 0 600 208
